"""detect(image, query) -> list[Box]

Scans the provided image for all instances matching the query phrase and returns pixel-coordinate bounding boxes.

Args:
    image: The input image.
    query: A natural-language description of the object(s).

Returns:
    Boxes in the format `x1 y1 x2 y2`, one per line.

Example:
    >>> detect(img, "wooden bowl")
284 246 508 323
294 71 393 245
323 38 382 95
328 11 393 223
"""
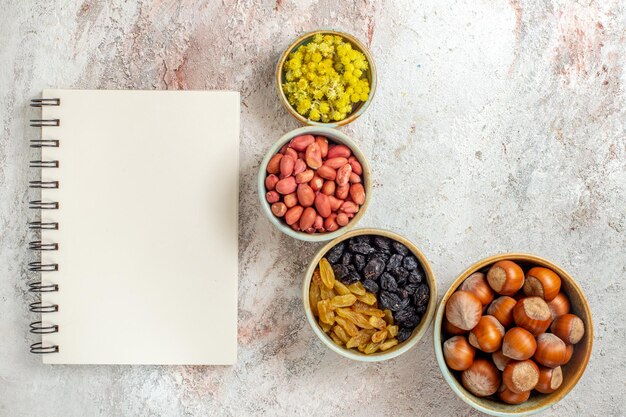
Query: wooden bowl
276 30 377 128
303 228 437 361
433 253 593 416
258 126 371 242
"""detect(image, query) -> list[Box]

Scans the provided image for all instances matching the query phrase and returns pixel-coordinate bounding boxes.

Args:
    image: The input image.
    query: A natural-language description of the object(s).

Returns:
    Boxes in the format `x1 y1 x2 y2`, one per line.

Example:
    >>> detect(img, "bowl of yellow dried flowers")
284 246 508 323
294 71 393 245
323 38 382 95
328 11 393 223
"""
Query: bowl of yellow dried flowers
276 30 377 127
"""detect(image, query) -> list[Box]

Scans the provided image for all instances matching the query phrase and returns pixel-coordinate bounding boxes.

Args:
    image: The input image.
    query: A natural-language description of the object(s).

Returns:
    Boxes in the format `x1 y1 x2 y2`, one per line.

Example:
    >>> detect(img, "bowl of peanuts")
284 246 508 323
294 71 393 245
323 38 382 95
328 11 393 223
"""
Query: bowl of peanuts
303 228 437 361
258 126 371 242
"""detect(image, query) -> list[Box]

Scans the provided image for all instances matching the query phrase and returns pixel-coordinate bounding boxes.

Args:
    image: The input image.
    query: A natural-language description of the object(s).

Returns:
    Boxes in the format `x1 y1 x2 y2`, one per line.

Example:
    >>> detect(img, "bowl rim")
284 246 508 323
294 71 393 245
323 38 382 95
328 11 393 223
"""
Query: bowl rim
275 29 378 128
258 126 372 242
433 253 594 416
302 227 438 361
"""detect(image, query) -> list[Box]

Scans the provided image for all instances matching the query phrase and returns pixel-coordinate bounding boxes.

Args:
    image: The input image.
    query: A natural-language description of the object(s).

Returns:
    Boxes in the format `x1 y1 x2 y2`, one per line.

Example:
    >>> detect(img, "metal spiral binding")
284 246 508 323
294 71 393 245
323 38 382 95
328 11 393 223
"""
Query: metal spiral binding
29 221 58 230
29 180 59 189
30 140 59 148
28 241 58 251
30 160 59 168
30 98 60 107
29 98 61 354
30 119 60 127
28 281 59 293
29 301 58 313
28 261 58 272
29 200 58 209
30 321 58 334
30 342 59 354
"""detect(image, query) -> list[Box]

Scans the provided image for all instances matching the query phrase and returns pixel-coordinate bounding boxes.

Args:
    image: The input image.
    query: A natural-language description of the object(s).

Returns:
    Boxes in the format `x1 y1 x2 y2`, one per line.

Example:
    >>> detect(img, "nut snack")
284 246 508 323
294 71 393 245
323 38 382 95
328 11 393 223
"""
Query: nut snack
264 134 365 234
441 260 586 406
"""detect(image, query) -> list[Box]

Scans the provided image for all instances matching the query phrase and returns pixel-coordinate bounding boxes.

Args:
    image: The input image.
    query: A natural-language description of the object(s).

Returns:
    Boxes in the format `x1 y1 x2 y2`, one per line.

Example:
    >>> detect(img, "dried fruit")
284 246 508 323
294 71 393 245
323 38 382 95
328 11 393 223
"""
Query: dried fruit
379 338 398 351
346 331 372 349
312 235 428 354
336 308 374 329
347 281 366 296
356 292 377 305
330 294 357 308
319 258 335 289
318 300 335 325
369 315 387 329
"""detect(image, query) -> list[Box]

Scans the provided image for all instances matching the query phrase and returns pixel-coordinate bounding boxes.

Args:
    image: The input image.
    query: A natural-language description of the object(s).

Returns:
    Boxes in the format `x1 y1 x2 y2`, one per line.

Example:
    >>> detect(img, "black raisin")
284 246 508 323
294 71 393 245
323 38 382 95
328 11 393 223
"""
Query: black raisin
362 279 379 294
363 257 385 280
397 327 413 342
413 283 430 307
386 254 403 271
392 241 410 255
346 264 362 281
399 289 410 299
348 242 376 255
395 307 421 327
326 243 344 264
408 269 424 284
372 236 392 252
341 252 352 267
394 306 416 322
341 270 360 285
402 255 419 271
404 284 419 295
332 264 349 281
351 235 371 245
416 304 426 315
391 267 409 282
380 273 398 293
379 291 409 312
369 251 390 264
353 254 366 271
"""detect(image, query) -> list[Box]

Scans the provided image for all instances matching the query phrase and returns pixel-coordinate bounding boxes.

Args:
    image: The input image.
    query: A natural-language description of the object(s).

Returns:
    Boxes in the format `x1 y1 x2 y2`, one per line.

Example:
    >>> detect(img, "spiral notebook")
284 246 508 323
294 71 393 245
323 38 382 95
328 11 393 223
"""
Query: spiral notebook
28 90 239 365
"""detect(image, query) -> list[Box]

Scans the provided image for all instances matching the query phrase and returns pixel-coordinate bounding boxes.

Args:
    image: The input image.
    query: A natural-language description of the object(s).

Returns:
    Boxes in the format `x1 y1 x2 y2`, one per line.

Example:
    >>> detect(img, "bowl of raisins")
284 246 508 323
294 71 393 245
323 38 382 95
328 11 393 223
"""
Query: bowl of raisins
303 228 437 361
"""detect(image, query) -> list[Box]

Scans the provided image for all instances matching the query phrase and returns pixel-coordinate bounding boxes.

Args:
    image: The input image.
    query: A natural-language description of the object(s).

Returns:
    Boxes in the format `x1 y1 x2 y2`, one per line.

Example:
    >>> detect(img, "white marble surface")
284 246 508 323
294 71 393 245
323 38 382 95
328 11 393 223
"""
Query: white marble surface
1 0 625 416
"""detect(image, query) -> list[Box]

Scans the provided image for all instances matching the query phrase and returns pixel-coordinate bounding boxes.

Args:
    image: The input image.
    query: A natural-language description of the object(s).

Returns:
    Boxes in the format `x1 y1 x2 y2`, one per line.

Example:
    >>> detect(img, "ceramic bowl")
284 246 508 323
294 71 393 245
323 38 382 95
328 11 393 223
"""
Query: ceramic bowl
276 30 377 128
433 253 593 416
303 228 437 361
258 126 371 242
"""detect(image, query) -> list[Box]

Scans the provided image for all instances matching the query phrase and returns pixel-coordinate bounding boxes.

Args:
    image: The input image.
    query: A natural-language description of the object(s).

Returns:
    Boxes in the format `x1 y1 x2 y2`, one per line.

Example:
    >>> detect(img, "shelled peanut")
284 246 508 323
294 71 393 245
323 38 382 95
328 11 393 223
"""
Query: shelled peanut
265 134 365 233
310 258 398 354
442 261 585 405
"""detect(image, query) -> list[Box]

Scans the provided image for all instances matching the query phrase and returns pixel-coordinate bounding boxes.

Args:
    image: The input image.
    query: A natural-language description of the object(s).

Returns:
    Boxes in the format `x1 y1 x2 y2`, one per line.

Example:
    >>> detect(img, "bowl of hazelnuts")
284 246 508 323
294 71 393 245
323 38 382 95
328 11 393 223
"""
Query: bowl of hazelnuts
433 254 593 416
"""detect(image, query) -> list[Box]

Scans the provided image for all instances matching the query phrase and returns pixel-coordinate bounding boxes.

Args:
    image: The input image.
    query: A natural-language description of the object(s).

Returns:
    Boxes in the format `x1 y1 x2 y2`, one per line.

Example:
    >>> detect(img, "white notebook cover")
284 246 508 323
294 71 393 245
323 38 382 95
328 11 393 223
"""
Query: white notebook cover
38 90 239 365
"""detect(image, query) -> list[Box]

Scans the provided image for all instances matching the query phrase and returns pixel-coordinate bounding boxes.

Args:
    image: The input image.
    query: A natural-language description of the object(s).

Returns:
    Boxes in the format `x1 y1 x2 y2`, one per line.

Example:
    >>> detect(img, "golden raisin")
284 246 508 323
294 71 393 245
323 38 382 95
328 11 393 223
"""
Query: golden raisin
383 309 394 325
330 294 357 308
372 329 388 343
352 301 386 317
312 268 323 287
346 330 372 348
330 332 344 346
347 281 366 296
364 342 381 354
320 321 332 333
379 338 399 351
318 300 335 325
335 316 359 337
387 325 399 338
368 315 387 330
333 325 350 343
319 258 335 289
320 285 336 300
309 283 321 316
336 308 374 329
356 292 377 305
333 280 351 296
